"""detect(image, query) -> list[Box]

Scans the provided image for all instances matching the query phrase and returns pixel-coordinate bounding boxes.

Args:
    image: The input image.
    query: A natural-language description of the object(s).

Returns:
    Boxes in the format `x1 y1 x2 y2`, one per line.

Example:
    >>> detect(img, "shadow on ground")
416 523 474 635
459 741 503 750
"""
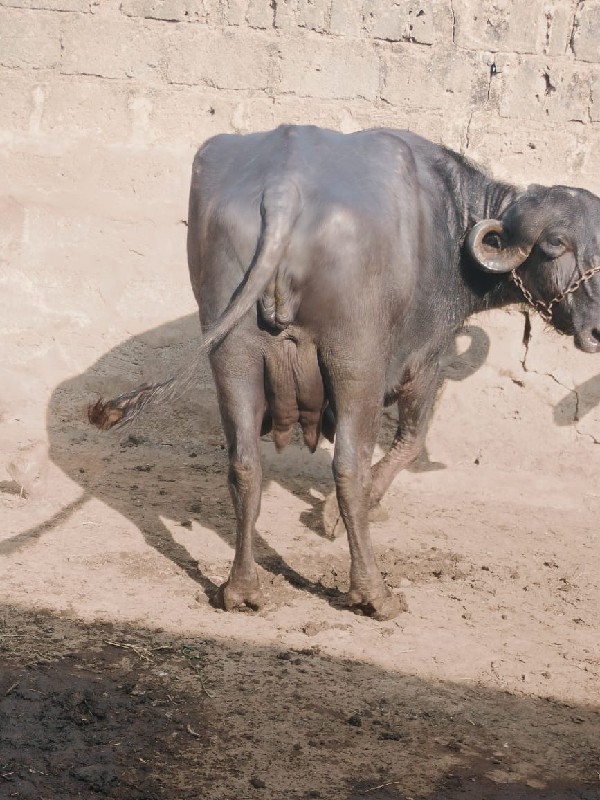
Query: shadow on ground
554 372 600 428
2 316 490 606
0 604 598 800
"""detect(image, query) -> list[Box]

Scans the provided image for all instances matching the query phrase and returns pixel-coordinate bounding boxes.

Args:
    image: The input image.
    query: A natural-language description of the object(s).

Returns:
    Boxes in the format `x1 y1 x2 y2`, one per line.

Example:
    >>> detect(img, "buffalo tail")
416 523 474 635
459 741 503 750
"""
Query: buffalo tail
89 181 301 430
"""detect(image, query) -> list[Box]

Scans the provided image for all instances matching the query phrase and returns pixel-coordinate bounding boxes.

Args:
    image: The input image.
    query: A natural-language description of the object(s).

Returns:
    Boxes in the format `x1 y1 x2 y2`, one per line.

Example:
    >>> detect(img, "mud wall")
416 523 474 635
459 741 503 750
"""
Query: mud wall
1 0 600 483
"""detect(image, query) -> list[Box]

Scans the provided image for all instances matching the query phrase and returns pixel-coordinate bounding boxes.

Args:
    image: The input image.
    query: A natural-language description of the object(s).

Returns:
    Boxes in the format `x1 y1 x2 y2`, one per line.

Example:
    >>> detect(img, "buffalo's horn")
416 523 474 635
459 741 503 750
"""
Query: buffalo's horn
467 219 532 274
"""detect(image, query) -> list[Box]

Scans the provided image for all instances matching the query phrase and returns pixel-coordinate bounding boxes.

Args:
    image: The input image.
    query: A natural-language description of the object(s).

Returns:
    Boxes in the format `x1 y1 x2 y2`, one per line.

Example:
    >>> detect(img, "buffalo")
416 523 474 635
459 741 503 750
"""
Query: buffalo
90 125 600 619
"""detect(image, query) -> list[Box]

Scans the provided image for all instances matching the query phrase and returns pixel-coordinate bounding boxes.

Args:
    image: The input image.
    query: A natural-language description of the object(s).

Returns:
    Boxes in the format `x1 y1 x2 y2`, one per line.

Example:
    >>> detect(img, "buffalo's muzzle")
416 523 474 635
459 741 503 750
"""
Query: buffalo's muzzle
575 327 600 353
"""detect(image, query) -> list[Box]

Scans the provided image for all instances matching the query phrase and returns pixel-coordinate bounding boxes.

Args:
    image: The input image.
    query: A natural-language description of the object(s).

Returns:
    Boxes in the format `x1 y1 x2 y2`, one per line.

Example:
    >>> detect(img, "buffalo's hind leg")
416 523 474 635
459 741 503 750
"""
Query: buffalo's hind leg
325 359 406 620
211 345 266 612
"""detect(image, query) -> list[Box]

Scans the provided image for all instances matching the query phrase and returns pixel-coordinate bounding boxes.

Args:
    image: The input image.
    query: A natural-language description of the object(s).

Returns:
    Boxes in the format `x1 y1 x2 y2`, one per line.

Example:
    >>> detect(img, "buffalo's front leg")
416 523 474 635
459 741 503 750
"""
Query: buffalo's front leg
324 362 440 538
328 366 406 620
212 347 266 611
370 362 440 506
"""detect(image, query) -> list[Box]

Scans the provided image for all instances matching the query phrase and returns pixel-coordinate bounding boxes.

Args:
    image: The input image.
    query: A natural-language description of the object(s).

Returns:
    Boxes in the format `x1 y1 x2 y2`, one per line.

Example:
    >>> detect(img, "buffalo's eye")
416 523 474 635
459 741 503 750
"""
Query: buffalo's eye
540 235 567 258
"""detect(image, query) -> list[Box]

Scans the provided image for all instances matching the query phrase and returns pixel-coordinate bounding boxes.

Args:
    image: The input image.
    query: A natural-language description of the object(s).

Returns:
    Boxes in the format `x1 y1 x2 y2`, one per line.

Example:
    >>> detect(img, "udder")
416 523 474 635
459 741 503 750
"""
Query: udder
262 333 333 452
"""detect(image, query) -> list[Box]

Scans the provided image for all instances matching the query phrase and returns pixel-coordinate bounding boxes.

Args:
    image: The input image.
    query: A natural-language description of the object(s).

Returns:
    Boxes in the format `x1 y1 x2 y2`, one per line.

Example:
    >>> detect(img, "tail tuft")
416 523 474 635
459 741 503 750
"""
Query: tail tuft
88 398 124 430
88 379 174 430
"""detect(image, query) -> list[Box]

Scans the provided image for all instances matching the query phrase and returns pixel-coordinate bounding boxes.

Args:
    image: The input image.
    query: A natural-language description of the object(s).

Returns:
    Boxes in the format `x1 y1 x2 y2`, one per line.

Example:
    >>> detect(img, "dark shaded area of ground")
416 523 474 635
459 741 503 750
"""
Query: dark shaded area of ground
0 606 599 800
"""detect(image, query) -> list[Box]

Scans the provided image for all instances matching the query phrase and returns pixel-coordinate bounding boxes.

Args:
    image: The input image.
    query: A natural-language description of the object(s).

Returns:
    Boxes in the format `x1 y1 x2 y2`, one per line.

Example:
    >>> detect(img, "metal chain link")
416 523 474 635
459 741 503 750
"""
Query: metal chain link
510 263 600 323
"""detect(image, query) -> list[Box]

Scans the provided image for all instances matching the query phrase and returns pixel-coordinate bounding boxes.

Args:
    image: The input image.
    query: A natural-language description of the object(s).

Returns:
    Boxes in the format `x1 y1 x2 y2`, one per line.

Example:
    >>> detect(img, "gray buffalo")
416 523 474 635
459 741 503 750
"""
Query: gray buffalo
90 125 600 619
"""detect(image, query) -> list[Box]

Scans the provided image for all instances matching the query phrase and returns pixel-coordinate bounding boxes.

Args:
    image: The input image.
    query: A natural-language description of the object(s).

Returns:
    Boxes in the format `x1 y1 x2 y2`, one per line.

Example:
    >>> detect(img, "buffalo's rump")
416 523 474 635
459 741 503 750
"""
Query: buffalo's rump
188 125 422 451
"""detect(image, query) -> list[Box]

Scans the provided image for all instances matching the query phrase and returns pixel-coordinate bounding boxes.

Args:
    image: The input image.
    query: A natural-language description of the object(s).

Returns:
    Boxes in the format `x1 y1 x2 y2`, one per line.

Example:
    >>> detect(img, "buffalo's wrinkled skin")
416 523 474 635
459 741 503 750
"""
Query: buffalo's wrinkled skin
92 126 600 619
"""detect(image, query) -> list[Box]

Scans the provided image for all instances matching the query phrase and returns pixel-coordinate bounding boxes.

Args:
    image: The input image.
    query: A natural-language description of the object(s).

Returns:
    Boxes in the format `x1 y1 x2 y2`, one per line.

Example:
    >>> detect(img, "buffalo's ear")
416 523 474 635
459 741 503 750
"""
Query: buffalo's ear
467 219 532 274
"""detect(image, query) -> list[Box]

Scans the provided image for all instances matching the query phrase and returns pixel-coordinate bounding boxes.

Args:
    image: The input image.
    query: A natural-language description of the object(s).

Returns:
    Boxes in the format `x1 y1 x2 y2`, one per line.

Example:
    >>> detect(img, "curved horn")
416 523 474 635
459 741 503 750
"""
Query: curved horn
467 219 532 274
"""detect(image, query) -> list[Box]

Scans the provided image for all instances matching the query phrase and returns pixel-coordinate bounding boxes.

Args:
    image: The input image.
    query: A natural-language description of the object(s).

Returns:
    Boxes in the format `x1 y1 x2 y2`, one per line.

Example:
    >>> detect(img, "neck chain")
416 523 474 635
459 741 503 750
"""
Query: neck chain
510 264 600 323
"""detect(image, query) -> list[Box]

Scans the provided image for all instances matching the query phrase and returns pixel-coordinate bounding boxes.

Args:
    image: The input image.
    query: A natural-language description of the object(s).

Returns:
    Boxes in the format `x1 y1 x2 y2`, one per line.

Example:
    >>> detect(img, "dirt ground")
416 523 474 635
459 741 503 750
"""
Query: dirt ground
1 311 600 800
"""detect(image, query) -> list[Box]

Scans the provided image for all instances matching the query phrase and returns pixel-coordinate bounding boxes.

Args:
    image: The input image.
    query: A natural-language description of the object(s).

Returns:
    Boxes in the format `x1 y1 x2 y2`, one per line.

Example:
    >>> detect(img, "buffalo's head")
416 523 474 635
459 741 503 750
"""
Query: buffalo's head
467 185 600 353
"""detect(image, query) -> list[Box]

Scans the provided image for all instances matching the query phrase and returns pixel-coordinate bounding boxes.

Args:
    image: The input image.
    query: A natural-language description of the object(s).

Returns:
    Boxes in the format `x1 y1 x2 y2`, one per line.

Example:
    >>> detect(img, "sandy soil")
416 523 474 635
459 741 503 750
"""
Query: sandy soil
1 312 600 800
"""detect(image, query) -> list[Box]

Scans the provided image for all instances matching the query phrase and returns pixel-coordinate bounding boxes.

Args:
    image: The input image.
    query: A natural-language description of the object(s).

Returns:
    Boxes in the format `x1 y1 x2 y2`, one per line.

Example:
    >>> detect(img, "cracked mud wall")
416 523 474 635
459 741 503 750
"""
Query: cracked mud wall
1 0 600 487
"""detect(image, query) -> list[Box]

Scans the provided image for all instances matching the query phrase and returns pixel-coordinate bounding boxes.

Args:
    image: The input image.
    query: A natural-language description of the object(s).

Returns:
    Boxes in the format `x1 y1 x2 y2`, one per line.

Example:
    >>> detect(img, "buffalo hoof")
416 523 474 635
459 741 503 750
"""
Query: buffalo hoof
322 492 389 539
213 579 265 612
348 588 407 620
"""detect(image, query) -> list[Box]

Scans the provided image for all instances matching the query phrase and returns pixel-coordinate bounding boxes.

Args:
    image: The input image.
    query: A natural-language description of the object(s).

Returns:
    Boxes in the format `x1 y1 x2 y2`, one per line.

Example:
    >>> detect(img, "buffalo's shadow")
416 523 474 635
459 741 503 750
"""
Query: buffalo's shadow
7 315 489 602
554 373 600 427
